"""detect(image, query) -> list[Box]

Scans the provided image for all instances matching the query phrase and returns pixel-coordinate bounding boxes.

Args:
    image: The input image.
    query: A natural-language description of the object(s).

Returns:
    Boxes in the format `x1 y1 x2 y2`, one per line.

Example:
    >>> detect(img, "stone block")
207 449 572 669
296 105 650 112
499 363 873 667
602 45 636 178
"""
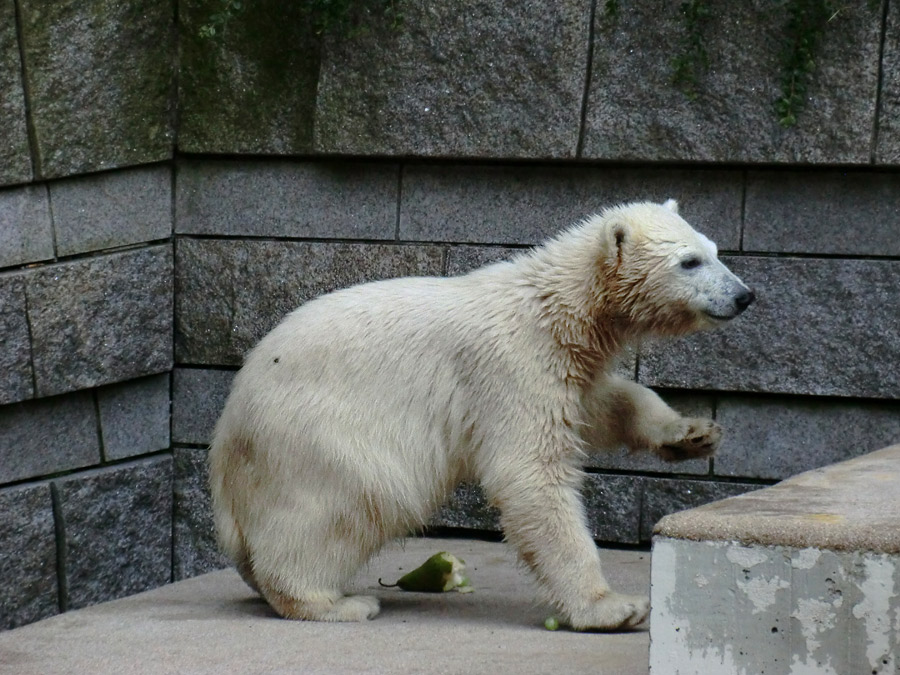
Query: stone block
175 160 398 239
173 447 229 580
715 395 900 480
0 184 53 268
50 165 172 256
583 2 881 163
400 165 742 247
53 456 173 610
0 0 31 186
876 1 900 163
584 391 713 475
582 473 643 544
0 275 33 404
429 483 501 532
97 374 171 461
0 390 100 484
744 170 900 256
314 1 589 158
178 0 320 154
18 0 174 178
0 482 57 630
175 239 443 365
445 246 521 277
26 245 173 397
641 478 760 542
172 368 234 446
639 257 900 398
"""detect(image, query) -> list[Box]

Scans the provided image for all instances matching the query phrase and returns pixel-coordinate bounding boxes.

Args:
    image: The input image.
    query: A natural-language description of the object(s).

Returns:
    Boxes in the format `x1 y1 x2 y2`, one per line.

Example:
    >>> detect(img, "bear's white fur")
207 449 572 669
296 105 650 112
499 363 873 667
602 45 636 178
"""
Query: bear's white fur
209 200 753 629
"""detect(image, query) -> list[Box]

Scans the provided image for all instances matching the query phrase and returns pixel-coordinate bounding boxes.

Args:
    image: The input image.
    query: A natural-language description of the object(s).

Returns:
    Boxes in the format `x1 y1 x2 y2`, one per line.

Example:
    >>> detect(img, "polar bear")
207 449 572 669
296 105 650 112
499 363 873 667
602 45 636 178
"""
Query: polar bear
208 199 754 630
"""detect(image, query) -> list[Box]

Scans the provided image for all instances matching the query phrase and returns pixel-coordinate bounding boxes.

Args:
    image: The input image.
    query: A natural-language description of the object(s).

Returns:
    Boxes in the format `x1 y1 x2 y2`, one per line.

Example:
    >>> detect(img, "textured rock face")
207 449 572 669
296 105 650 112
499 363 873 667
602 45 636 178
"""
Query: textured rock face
17 0 174 178
876 0 900 163
178 0 320 154
0 276 33 404
53 457 173 610
0 185 54 269
0 483 57 629
314 0 590 158
584 1 881 163
171 368 234 445
0 0 31 186
25 245 173 397
640 257 900 398
97 374 171 461
0 391 100 484
175 239 444 365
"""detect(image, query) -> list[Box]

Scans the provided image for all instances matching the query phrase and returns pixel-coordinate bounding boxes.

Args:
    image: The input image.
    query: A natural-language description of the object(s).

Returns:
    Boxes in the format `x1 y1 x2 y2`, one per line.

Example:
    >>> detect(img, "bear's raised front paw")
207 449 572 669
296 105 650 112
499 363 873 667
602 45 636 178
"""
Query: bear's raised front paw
567 592 650 631
656 418 721 462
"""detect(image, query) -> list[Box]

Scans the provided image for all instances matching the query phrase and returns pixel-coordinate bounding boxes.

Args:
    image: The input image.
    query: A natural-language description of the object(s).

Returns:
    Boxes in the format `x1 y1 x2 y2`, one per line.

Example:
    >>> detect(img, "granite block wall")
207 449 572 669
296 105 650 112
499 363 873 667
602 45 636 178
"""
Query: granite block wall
3 0 900 632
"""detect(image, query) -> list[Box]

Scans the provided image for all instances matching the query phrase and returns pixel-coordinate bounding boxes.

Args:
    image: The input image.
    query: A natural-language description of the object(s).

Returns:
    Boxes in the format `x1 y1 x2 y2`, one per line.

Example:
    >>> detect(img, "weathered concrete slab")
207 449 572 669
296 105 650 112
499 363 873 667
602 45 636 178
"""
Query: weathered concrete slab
640 257 900 398
0 482 57 630
0 538 651 674
50 165 172 256
314 1 590 158
18 0 174 178
744 170 900 256
175 160 398 239
400 165 742 247
650 445 900 674
0 390 100 484
0 184 53 268
53 456 173 610
584 2 881 163
0 0 32 186
175 239 443 365
26 245 173 397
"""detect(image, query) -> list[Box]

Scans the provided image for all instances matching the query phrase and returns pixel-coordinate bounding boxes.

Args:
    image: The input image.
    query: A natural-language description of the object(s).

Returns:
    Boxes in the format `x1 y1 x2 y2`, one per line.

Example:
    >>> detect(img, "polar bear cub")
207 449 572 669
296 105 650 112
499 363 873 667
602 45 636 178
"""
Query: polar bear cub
209 200 754 630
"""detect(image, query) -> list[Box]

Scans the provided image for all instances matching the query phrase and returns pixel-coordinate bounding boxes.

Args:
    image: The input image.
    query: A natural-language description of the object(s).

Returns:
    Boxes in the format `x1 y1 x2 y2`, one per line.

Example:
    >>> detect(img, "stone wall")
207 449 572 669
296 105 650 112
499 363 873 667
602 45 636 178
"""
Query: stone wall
2 0 900 630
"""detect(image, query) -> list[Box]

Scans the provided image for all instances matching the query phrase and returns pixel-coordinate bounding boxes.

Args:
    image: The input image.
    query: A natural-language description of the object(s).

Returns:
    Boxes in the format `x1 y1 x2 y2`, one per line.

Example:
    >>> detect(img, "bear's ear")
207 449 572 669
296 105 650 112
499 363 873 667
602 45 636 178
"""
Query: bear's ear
610 221 627 263
662 198 679 213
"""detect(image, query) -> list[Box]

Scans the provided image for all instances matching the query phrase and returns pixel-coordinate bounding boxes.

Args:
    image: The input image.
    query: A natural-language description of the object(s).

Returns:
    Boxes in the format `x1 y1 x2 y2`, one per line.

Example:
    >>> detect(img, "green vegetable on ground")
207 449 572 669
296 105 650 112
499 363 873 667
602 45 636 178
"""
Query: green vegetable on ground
544 616 560 631
378 552 473 593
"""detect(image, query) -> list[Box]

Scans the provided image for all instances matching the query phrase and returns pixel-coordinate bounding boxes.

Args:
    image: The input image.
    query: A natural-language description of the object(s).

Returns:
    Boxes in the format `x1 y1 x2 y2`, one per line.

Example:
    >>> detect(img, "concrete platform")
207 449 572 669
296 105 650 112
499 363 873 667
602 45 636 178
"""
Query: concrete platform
0 537 651 675
650 444 900 675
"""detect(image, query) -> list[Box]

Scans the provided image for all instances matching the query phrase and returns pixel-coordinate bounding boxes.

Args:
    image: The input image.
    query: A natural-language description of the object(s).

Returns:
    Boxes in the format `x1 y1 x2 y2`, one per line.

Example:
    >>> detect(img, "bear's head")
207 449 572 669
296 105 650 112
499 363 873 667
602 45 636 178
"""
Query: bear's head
598 199 754 337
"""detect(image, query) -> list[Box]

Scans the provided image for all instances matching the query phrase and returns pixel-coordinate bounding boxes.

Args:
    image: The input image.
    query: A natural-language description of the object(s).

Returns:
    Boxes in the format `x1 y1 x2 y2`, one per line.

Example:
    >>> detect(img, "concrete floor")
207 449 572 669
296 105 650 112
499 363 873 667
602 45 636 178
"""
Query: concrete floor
0 537 652 675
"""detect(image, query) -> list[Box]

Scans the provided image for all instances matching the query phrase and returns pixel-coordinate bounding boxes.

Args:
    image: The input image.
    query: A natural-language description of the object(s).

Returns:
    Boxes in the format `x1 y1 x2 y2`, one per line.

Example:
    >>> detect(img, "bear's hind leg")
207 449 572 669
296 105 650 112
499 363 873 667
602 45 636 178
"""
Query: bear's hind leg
258 582 380 622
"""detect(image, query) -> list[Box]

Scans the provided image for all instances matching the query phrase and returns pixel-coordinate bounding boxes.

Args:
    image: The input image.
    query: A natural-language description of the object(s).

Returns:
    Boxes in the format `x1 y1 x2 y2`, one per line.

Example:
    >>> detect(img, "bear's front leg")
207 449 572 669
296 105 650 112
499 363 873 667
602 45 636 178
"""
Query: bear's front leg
582 375 721 462
482 457 649 631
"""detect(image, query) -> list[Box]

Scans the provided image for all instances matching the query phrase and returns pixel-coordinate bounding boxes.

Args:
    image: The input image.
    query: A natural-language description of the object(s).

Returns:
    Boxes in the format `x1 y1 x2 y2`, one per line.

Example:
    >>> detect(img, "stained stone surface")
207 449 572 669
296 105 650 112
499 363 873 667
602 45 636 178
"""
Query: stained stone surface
175 160 398 239
314 1 589 158
173 447 230 580
26 245 173 397
97 374 171 461
400 165 742 247
876 0 900 163
583 1 881 163
584 391 714 475
715 395 900 480
743 170 900 256
171 368 234 446
53 456 173 610
0 184 53 269
639 257 900 398
0 276 33 404
18 0 174 178
0 482 57 630
175 239 443 365
641 478 760 541
178 0 320 154
50 165 172 256
0 390 100 484
0 0 31 185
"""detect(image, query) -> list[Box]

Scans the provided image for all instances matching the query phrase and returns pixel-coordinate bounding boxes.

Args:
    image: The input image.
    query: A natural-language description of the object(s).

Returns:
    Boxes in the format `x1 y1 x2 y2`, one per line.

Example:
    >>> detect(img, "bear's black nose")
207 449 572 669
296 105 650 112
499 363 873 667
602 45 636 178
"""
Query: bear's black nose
735 290 755 313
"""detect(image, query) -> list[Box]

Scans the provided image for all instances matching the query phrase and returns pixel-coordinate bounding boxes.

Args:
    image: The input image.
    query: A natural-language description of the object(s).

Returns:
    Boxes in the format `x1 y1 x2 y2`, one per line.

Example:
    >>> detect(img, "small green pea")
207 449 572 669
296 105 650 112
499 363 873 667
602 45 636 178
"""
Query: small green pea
544 616 560 631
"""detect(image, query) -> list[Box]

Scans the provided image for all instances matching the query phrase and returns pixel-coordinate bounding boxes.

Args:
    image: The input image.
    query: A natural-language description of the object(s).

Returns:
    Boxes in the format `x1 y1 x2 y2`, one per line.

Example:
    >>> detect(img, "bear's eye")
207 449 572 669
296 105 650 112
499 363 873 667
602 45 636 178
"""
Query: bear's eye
681 257 702 270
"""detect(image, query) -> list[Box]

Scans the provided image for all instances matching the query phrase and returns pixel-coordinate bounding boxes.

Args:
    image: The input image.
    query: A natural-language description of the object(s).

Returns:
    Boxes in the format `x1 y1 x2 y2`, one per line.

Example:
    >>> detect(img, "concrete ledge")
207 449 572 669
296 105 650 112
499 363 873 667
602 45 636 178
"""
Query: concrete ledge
654 444 900 553
650 445 900 674
0 537 651 675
